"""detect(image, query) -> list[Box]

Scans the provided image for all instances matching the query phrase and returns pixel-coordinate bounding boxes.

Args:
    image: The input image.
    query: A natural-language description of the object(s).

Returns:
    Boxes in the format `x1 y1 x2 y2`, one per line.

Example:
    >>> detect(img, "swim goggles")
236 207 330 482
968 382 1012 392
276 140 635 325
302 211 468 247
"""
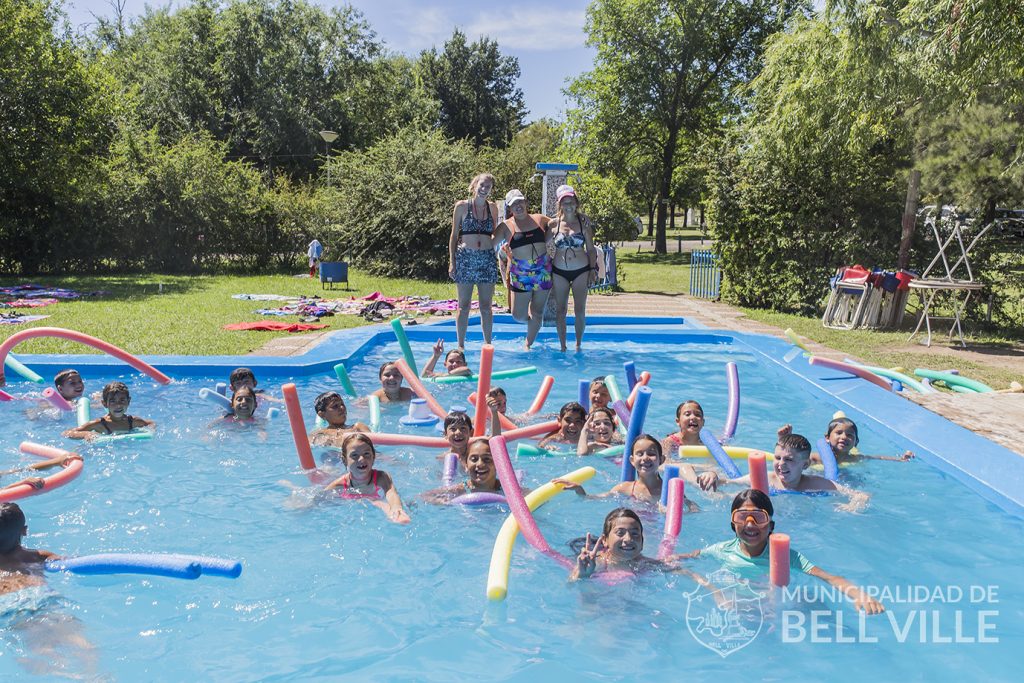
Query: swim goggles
732 509 770 526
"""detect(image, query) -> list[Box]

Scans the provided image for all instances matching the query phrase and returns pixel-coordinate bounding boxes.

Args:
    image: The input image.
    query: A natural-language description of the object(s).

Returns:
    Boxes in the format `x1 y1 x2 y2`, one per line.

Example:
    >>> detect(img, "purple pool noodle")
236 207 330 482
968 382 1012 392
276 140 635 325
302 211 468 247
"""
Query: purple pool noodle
610 399 631 424
442 452 459 486
451 492 508 506
723 362 740 440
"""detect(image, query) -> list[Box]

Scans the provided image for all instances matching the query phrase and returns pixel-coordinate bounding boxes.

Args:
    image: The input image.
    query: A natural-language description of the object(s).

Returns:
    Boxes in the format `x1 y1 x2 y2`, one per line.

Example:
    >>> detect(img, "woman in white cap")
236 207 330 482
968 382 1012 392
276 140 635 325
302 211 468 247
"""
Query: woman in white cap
449 173 500 349
549 185 598 351
492 189 554 349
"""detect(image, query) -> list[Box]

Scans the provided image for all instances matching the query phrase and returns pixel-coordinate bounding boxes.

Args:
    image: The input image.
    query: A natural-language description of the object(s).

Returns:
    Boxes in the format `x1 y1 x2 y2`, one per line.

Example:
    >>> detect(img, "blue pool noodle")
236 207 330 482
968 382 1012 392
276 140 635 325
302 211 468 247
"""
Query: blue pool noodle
45 553 242 580
620 386 653 481
700 428 741 479
661 465 680 505
816 438 840 482
578 379 590 411
623 361 637 392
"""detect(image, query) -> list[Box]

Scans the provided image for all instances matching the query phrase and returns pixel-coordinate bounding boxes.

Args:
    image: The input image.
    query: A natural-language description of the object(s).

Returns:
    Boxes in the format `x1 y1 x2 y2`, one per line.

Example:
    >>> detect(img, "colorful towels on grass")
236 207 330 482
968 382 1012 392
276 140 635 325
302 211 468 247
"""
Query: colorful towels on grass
0 313 49 325
223 321 329 332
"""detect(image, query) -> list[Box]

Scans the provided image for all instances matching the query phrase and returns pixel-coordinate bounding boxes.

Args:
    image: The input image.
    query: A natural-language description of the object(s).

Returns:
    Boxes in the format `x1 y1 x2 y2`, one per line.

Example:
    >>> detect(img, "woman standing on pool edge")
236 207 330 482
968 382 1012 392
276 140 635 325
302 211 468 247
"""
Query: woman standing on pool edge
550 185 598 352
449 173 500 349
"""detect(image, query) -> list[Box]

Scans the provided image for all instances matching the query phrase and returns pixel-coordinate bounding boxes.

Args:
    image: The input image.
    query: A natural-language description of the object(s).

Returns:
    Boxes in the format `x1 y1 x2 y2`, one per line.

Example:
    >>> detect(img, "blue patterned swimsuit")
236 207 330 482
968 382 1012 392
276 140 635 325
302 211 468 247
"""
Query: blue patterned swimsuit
454 202 499 284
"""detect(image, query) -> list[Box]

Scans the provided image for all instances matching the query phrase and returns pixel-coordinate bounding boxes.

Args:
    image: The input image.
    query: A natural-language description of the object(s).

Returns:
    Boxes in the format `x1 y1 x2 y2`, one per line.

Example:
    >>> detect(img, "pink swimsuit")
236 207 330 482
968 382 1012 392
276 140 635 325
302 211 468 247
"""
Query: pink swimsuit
337 470 383 500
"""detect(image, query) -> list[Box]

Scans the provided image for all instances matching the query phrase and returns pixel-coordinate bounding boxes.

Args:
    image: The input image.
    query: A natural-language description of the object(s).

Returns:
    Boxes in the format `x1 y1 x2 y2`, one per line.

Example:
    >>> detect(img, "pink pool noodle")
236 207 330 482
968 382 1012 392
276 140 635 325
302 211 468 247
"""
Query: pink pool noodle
364 432 451 448
497 420 559 443
282 383 315 471
0 442 84 503
0 327 171 386
489 435 571 569
467 391 517 431
808 356 892 391
473 345 494 436
19 442 71 460
658 478 685 560
42 388 75 411
625 371 651 409
723 362 740 440
395 358 447 419
770 533 791 587
526 376 555 415
0 389 14 401
748 452 769 495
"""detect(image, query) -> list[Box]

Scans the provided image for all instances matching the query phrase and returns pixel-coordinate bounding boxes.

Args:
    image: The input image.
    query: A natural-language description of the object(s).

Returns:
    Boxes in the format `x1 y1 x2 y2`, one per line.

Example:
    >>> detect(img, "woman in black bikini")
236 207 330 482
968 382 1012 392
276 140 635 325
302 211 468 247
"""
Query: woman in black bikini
550 185 598 352
63 381 154 440
448 173 500 349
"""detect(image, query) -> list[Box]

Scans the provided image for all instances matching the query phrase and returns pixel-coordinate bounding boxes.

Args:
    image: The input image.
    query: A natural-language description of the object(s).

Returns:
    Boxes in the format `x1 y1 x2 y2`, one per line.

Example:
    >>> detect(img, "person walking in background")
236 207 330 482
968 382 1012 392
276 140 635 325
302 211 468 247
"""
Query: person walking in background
307 238 324 278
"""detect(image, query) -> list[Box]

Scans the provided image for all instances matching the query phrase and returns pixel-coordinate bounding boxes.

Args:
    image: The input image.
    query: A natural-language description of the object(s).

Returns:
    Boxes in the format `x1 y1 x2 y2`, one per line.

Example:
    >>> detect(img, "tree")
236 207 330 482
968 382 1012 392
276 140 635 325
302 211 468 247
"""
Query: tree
418 29 526 147
567 0 799 252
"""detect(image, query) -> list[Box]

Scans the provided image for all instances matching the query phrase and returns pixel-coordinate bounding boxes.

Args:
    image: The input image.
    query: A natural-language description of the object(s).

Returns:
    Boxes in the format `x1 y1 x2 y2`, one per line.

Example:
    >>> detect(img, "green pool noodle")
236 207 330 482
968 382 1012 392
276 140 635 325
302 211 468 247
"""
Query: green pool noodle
368 395 381 432
93 430 154 443
604 375 623 402
913 368 993 393
391 319 418 376
76 397 91 427
4 353 45 384
847 362 932 394
333 363 357 397
431 366 538 385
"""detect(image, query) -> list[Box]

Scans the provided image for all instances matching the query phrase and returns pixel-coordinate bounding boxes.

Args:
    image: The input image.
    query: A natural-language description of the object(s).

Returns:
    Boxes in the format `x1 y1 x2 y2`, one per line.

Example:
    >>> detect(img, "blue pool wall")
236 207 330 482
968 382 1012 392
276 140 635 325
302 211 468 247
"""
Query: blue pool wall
8 315 1024 518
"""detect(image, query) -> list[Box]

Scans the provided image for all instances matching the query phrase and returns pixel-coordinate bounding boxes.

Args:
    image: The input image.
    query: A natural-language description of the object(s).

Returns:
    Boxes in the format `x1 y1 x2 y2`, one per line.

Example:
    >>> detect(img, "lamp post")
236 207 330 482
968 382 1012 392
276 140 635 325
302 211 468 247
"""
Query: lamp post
319 130 338 186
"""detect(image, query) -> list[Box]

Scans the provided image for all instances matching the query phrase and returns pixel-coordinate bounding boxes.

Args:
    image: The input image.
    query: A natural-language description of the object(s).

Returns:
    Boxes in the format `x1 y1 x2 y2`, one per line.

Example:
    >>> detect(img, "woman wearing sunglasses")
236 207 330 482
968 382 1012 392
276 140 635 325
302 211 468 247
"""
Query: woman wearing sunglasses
680 489 885 614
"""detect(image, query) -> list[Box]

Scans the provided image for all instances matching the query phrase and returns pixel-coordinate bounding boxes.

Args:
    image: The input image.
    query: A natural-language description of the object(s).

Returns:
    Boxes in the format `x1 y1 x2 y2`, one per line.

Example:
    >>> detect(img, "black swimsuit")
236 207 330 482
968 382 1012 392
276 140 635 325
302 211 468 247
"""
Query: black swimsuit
100 415 134 434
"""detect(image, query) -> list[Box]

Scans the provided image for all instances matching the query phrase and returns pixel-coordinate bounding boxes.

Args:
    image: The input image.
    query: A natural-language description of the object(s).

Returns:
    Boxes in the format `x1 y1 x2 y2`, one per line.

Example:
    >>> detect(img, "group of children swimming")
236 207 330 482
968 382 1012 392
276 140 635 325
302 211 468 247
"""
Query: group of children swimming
3 358 912 616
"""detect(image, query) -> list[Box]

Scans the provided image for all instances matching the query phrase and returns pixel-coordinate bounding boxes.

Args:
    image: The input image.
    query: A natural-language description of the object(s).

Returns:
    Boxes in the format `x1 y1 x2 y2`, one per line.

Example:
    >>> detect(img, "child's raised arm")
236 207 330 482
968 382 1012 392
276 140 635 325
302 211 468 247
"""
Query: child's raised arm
421 339 444 378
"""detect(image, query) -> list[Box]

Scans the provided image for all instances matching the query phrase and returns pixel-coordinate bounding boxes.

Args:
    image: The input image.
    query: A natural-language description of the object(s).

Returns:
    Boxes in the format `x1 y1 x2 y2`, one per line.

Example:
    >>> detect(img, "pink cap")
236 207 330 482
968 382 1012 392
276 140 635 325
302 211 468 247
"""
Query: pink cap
556 185 576 202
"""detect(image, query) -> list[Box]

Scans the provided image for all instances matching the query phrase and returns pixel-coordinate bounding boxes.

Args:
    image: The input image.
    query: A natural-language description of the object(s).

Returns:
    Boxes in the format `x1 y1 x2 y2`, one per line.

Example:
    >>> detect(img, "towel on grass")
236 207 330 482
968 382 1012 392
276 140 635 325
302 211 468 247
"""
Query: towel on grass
223 321 329 332
0 314 50 325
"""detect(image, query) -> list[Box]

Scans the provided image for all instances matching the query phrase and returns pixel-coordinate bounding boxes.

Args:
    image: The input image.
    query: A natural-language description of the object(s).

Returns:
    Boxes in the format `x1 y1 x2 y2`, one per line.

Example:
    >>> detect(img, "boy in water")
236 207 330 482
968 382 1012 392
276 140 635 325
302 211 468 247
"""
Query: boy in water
0 502 57 594
229 367 281 404
310 391 370 447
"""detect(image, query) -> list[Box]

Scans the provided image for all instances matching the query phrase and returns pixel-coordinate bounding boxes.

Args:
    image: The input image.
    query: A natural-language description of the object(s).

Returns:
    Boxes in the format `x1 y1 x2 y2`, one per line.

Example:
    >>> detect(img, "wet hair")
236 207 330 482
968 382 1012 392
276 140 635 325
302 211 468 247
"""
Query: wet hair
102 381 130 404
445 348 467 365
589 377 608 391
231 386 258 407
544 402 587 439
378 362 399 379
54 369 81 388
443 411 473 433
314 391 345 415
630 433 663 460
826 417 859 445
676 400 704 419
487 387 506 399
468 173 495 196
0 502 27 553
602 508 644 538
229 367 256 388
730 489 775 532
777 432 812 458
588 406 617 424
461 436 492 462
340 432 376 464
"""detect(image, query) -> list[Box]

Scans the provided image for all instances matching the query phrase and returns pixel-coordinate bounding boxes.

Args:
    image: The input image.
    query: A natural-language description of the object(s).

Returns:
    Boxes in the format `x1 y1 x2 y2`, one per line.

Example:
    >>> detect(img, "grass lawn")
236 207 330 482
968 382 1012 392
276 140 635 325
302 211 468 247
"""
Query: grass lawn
615 251 693 295
741 308 1024 390
0 271 476 356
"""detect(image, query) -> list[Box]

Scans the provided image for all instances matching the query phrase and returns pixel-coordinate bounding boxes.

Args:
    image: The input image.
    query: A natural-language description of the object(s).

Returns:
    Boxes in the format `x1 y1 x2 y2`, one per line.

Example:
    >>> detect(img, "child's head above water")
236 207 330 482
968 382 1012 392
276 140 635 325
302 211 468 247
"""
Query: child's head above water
825 417 859 455
774 432 812 486
675 400 705 431
340 432 377 466
444 349 468 372
229 367 257 392
486 387 507 414
557 402 587 438
101 381 131 410
588 407 617 441
231 386 258 419
461 437 498 487
601 508 644 559
443 411 473 450
588 378 610 408
378 362 404 388
630 433 664 475
54 369 84 400
730 489 775 548
0 502 27 554
314 391 347 426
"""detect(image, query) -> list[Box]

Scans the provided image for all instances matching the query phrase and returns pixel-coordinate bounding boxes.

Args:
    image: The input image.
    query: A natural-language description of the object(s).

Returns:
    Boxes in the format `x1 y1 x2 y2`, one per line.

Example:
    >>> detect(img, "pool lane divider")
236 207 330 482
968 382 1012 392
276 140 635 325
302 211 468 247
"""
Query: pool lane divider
723 362 740 440
525 375 554 415
391 318 419 376
0 327 172 386
620 386 653 482
46 553 242 580
0 443 84 503
473 344 494 437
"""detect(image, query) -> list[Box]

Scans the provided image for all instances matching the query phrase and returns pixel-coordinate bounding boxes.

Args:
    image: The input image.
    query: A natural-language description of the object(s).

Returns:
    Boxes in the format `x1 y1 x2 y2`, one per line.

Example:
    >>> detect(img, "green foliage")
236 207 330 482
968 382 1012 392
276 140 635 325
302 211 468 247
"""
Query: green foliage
483 120 562 199
418 29 526 148
329 127 478 279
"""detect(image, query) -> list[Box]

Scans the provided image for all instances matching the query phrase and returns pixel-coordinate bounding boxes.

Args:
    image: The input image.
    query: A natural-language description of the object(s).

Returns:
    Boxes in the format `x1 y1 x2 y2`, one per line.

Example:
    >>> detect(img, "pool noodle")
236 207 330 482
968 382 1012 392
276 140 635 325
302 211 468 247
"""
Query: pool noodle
473 345 494 437
200 387 233 410
0 443 83 502
620 386 652 482
452 492 508 506
610 400 631 424
0 327 172 386
333 363 357 397
365 432 452 448
92 430 154 443
604 375 623 402
367 395 381 432
815 438 840 482
45 553 242 580
748 452 769 494
41 388 74 411
578 379 590 410
844 361 933 393
76 397 90 426
3 353 45 384
783 328 812 354
497 420 560 443
658 477 685 560
390 318 418 375
913 368 993 393
808 356 892 391
623 361 637 391
442 452 459 486
394 359 447 419
660 464 680 505
431 366 537 384
0 389 14 401
770 534 790 587
282 383 315 471
467 391 518 431
516 443 623 457
525 375 554 415
700 428 742 479
723 362 740 440
215 382 228 396
677 444 757 459
486 465 595 601
625 371 651 409
266 407 281 420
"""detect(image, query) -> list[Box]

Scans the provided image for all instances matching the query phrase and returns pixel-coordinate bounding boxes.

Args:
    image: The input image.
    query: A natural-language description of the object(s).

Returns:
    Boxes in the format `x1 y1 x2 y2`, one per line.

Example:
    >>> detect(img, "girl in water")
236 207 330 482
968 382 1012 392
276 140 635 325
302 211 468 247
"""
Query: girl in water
569 508 660 581
371 362 414 403
588 377 612 411
422 437 508 503
323 433 410 524
796 419 914 464
576 407 622 455
662 400 705 453
549 186 598 352
449 173 500 349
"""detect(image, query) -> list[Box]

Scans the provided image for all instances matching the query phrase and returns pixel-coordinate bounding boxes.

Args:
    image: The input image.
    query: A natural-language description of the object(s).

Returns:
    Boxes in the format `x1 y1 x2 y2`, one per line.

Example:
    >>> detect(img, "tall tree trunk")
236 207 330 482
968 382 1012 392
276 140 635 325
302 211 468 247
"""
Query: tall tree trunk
647 199 656 237
897 170 921 271
670 202 676 231
656 128 679 254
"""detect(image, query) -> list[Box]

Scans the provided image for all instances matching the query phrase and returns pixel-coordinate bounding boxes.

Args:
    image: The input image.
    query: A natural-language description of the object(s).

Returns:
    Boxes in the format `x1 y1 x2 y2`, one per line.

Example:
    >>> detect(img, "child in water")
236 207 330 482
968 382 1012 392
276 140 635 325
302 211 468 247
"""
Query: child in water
576 407 622 455
229 367 281 403
662 400 705 453
538 402 587 449
421 340 473 378
569 508 663 581
63 381 155 440
441 402 502 461
674 489 885 614
792 419 914 464
371 362 414 403
54 369 85 402
559 434 698 510
208 387 267 439
588 377 612 411
682 431 869 512
422 437 508 503
323 433 410 524
310 391 369 447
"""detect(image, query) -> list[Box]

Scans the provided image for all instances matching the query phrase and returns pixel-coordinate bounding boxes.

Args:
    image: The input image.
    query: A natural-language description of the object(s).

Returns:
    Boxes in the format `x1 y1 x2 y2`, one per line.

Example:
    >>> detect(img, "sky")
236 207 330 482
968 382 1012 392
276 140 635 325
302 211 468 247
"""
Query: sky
61 0 597 122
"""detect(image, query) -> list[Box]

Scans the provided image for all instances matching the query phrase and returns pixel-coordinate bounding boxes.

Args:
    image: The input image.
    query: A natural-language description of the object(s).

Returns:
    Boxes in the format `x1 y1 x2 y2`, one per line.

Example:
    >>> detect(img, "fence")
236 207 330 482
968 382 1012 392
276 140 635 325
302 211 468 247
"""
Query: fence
689 249 721 299
589 244 617 292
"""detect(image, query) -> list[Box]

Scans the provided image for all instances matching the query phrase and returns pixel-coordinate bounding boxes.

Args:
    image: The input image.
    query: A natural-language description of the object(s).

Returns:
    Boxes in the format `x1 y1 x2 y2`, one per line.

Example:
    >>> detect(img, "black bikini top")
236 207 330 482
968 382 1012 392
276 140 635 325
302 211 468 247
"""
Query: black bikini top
508 218 546 249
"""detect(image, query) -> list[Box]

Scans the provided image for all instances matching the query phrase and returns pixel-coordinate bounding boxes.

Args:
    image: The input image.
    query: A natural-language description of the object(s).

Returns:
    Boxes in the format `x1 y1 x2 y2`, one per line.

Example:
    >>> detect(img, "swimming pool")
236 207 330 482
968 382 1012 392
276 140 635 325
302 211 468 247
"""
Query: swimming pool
2 317 1022 680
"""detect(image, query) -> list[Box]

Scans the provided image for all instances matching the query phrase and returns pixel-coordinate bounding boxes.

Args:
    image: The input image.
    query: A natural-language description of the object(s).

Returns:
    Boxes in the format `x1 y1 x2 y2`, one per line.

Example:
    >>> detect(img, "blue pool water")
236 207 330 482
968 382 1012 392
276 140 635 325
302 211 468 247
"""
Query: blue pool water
2 332 1022 680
